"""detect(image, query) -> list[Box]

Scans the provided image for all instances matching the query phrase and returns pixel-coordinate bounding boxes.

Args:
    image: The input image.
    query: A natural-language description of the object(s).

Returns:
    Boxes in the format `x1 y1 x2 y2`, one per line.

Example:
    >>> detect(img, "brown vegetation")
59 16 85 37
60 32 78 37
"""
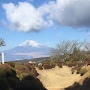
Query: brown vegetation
38 65 43 70
43 64 52 69
57 62 63 68
0 62 46 90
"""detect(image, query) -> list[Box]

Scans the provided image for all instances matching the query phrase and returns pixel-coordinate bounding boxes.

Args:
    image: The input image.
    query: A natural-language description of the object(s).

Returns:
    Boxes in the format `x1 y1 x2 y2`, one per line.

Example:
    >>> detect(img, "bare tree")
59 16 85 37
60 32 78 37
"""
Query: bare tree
50 40 86 62
71 47 87 62
84 42 90 51
0 38 6 47
50 48 61 62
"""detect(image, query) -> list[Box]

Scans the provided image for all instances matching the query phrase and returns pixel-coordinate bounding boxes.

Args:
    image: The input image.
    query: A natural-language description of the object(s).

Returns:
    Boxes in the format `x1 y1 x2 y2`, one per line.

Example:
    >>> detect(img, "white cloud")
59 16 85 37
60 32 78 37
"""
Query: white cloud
13 52 48 58
55 0 90 28
2 2 53 32
2 0 90 32
41 0 90 29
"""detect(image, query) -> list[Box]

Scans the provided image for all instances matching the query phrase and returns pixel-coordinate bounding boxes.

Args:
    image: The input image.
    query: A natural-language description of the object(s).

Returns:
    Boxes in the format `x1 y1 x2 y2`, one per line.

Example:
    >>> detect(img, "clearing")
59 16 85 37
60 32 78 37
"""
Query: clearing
37 66 82 90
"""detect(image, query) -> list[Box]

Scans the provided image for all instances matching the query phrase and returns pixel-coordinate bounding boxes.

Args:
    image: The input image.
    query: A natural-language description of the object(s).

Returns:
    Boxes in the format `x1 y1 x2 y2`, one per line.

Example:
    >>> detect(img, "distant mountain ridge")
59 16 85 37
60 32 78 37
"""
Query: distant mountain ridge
0 40 51 61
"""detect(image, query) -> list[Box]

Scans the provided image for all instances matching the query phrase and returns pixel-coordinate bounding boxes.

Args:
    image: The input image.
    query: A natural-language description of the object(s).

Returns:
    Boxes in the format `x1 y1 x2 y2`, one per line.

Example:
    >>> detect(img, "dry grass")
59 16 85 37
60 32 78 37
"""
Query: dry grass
36 66 82 90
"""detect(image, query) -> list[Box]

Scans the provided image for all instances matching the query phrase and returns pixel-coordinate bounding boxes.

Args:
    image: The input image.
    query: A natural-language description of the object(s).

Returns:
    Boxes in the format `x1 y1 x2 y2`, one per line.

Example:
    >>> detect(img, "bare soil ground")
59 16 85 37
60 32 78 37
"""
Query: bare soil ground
36 66 82 90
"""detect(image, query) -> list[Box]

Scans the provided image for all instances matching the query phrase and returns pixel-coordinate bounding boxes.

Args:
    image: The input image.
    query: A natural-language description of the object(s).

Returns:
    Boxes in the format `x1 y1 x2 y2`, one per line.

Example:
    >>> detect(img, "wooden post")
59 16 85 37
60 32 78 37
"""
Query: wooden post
2 52 4 64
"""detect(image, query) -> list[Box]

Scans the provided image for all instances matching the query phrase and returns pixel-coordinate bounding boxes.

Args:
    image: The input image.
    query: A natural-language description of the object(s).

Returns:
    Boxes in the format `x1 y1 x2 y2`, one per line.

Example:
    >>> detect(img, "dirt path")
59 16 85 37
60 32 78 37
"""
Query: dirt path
36 66 82 90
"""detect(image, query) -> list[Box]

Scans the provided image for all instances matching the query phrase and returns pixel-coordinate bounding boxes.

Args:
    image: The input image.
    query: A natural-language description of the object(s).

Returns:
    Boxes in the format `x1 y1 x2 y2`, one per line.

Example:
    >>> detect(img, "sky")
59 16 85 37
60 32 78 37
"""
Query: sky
0 0 90 51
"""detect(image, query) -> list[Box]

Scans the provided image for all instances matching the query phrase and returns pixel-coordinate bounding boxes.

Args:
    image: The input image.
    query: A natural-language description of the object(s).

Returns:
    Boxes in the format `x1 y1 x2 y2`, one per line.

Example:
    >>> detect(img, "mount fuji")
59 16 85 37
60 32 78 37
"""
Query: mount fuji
0 40 51 61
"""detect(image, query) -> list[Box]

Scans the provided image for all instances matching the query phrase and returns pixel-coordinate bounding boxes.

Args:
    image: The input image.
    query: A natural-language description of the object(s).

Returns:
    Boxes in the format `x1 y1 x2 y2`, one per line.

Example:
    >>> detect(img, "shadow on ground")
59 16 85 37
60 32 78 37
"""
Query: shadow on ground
65 77 90 90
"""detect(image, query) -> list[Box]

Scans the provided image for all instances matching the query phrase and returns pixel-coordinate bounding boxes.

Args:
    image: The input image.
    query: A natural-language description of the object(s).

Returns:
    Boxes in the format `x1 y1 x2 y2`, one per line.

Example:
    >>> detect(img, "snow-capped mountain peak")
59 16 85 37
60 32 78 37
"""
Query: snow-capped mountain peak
19 40 40 47
2 40 50 61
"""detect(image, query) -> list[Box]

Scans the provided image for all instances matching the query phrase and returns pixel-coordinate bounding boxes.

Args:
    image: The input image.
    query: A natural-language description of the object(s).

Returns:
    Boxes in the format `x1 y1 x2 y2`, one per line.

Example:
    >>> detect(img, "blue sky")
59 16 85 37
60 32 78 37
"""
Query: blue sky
0 0 90 51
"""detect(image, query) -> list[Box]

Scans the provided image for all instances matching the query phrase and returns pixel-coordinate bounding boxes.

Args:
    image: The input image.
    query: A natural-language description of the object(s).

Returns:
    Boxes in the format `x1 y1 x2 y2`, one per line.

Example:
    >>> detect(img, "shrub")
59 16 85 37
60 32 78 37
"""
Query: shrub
19 71 37 80
15 64 39 80
15 78 47 90
86 59 90 66
76 67 81 74
29 72 37 79
43 64 52 69
24 63 35 70
77 62 85 67
6 77 20 89
0 77 9 90
22 75 36 81
19 73 31 80
71 67 76 74
6 69 16 77
51 63 56 68
31 69 39 76
6 62 15 68
57 62 62 68
38 65 43 70
79 68 88 76
66 61 77 67
15 65 30 76
0 64 16 77
15 64 30 71
43 62 50 66
34 63 38 67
